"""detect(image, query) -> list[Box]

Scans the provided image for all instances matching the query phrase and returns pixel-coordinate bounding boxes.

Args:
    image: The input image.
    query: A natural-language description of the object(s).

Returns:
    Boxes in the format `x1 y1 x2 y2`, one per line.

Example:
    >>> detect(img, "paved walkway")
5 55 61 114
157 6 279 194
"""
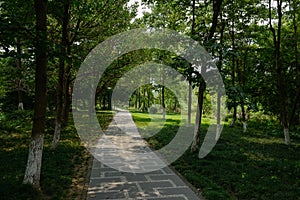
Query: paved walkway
86 110 203 200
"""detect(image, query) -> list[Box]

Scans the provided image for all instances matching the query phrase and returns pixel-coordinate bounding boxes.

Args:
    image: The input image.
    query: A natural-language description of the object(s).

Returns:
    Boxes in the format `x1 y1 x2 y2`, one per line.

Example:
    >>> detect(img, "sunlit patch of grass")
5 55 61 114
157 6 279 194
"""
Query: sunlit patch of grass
241 136 285 145
243 152 276 161
96 110 115 130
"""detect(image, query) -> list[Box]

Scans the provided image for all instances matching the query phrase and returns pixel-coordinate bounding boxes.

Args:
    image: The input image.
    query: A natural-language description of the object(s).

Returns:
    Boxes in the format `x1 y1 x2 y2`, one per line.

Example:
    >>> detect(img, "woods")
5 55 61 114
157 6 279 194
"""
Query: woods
0 0 299 199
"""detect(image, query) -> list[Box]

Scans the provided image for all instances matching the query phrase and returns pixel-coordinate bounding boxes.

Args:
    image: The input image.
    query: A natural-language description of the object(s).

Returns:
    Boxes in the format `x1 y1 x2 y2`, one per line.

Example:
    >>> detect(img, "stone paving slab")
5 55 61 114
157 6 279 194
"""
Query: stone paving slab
87 159 204 200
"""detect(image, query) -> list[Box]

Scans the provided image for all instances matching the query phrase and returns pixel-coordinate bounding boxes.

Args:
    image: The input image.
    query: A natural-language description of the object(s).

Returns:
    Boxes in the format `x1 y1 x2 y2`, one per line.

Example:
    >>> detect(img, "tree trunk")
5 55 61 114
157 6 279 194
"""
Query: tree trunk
241 102 247 133
108 88 112 110
18 81 24 110
161 67 166 118
147 87 151 109
134 90 138 109
62 43 72 123
23 0 47 189
52 0 70 149
216 93 222 139
239 44 249 133
288 0 300 127
191 0 223 152
62 77 71 122
16 38 24 110
269 0 290 145
216 17 224 139
187 81 192 127
208 0 223 40
191 81 205 152
142 88 146 112
138 88 141 109
230 20 237 127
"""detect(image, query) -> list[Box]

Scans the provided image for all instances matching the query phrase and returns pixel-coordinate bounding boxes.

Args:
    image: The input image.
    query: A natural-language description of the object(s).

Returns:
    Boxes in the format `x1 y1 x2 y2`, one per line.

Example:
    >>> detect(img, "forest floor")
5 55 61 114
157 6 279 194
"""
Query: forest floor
0 110 92 200
0 110 299 199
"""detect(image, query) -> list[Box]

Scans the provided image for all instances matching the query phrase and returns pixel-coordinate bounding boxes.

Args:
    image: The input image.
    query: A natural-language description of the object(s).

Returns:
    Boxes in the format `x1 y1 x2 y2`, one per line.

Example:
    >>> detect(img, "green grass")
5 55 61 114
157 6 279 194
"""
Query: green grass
0 110 90 200
131 111 300 200
2 109 299 199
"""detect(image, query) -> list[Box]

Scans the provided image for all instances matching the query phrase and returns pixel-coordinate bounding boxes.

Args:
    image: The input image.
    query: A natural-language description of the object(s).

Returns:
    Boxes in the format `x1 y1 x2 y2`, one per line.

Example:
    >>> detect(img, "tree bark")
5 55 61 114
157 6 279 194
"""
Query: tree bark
191 0 223 152
62 39 72 123
216 17 224 139
241 102 247 133
23 0 47 189
52 0 70 149
16 38 24 110
208 0 223 40
187 81 192 126
138 88 141 110
62 75 71 122
161 70 165 119
230 20 237 127
288 0 300 127
269 0 290 145
191 80 205 152
239 45 249 133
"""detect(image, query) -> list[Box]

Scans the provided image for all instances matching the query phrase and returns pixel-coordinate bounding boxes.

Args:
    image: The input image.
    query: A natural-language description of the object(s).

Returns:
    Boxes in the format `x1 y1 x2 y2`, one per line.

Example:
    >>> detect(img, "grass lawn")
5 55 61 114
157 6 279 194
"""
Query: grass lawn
0 110 91 200
1 109 299 199
131 111 300 200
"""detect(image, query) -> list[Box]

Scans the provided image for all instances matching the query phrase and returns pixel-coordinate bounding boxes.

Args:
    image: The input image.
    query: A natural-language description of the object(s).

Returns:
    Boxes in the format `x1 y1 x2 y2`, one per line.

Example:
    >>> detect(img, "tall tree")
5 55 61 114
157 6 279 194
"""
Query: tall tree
268 0 290 145
23 0 48 188
52 0 70 149
191 0 223 152
288 0 300 127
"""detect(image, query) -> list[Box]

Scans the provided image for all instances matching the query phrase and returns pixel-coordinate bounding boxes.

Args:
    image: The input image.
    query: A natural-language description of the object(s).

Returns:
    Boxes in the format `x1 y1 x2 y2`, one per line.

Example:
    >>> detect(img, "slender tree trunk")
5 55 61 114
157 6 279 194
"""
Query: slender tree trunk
62 42 72 123
191 0 223 152
16 38 24 110
289 0 300 126
18 81 24 110
134 90 138 109
216 93 221 139
62 76 71 122
161 69 165 119
191 81 205 152
138 88 141 110
187 81 192 127
208 0 223 40
269 0 290 145
190 0 198 152
162 85 165 118
52 0 70 149
173 99 177 112
241 102 247 133
230 20 237 127
216 17 224 139
23 0 47 189
239 45 249 133
108 88 112 110
147 87 151 109
187 0 196 127
143 88 147 112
